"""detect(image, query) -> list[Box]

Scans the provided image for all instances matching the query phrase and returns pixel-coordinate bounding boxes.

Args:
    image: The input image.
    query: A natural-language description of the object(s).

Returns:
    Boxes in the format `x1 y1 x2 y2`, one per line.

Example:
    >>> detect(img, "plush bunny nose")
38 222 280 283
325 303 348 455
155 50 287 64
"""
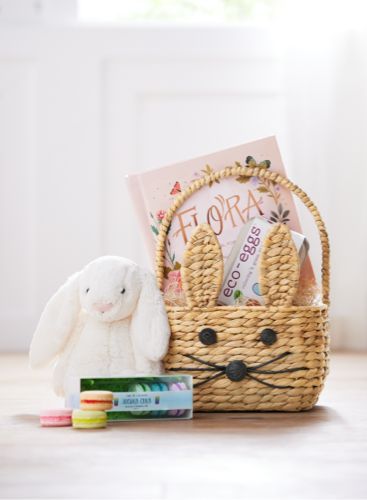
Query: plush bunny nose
93 302 114 313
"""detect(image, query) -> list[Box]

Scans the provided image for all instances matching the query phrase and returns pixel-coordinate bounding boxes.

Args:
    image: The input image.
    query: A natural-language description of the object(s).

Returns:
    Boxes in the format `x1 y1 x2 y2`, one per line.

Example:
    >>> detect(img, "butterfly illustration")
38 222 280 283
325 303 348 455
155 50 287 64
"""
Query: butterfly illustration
170 181 181 196
236 157 271 184
246 156 271 170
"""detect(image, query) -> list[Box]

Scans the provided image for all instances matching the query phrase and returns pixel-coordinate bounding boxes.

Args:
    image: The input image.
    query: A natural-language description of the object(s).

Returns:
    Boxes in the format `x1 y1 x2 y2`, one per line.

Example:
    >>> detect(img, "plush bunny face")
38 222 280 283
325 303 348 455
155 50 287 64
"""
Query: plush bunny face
79 257 141 322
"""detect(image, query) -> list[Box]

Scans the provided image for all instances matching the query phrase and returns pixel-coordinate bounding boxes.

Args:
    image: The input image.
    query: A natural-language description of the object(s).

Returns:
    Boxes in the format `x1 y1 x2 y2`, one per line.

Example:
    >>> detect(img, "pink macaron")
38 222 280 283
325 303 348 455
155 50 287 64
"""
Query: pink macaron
40 409 73 427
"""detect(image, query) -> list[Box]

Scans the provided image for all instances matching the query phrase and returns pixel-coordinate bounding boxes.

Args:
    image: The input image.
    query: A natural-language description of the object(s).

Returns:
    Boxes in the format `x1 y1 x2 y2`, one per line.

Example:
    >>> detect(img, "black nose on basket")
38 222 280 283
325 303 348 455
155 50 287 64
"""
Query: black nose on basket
225 360 248 382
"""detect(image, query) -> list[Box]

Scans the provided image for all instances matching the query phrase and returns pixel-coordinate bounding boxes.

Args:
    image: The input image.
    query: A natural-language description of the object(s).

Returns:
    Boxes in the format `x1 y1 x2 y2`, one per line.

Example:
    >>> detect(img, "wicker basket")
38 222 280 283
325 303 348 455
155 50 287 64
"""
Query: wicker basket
156 165 330 412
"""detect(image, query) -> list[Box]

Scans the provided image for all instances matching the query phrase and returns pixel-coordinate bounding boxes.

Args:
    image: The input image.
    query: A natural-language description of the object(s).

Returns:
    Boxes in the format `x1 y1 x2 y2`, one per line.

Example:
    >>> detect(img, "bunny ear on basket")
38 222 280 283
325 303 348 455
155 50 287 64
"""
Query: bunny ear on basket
181 224 223 308
259 223 300 307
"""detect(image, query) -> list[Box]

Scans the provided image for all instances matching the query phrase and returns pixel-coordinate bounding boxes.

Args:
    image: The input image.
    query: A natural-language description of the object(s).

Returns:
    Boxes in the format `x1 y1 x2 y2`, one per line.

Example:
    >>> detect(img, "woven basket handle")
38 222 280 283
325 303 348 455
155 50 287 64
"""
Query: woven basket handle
155 165 330 305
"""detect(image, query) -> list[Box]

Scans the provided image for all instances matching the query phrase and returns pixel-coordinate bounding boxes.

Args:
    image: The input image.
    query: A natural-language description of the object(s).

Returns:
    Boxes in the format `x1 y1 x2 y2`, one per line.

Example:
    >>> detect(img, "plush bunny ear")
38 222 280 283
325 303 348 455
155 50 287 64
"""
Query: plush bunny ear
259 223 300 306
130 269 170 364
181 224 224 307
29 272 81 368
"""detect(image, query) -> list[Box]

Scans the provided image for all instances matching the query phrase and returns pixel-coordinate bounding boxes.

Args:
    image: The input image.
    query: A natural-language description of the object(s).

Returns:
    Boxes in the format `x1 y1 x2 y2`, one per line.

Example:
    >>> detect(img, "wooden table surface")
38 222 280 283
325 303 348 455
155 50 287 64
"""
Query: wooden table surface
0 353 366 499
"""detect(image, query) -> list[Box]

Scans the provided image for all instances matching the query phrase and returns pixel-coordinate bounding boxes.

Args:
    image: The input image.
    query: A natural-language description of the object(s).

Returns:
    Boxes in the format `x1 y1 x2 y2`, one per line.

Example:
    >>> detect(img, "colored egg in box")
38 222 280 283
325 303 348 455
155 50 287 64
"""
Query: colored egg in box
127 380 188 418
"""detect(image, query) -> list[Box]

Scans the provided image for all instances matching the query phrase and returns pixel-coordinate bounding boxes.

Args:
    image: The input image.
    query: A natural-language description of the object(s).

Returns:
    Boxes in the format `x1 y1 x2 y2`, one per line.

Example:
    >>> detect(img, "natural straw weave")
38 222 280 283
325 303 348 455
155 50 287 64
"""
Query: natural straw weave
181 223 224 308
259 223 300 307
156 165 330 412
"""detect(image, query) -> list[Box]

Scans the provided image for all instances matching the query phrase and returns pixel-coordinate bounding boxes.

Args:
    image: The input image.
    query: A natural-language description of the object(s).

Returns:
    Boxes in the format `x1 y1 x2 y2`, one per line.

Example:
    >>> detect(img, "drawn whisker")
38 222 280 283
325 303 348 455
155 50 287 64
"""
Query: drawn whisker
185 354 226 371
173 351 307 390
194 371 225 388
247 372 293 390
251 366 307 375
249 351 291 370
169 366 218 372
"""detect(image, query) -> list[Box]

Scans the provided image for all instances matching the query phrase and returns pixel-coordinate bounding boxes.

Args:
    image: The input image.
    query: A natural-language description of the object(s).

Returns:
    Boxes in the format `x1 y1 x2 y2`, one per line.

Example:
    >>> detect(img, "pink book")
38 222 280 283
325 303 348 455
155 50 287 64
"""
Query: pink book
126 136 315 297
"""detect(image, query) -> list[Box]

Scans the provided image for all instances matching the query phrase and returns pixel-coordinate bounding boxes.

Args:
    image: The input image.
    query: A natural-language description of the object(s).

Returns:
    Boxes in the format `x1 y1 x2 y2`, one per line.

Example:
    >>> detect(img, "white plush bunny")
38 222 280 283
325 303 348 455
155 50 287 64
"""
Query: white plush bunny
29 256 171 396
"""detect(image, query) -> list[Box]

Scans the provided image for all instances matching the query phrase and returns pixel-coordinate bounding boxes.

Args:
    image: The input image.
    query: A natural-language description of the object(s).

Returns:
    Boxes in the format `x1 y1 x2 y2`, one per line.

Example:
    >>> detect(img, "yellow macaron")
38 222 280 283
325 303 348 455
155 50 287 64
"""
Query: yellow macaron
72 409 107 429
80 390 113 411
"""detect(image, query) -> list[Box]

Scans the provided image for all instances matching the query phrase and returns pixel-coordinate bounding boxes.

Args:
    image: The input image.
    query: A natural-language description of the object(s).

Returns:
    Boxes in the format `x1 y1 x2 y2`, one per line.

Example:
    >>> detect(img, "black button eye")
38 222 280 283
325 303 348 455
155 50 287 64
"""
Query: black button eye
199 328 217 345
260 328 277 345
85 288 90 294
121 288 125 294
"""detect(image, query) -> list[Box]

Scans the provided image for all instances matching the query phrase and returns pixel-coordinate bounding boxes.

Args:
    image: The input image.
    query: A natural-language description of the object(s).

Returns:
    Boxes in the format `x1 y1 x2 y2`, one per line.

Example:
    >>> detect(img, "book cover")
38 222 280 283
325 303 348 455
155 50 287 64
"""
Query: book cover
126 136 314 295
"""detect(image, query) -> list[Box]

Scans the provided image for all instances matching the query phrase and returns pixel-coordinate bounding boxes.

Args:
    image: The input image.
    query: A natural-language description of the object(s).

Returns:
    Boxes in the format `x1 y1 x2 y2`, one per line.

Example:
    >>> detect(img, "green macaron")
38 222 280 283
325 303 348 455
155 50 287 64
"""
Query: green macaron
72 409 107 429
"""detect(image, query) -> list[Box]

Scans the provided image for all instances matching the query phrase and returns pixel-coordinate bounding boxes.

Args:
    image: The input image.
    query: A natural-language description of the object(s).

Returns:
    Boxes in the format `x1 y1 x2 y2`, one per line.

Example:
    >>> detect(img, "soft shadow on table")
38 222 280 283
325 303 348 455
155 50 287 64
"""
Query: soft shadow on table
108 405 345 436
181 405 344 433
4 406 343 436
2 414 39 426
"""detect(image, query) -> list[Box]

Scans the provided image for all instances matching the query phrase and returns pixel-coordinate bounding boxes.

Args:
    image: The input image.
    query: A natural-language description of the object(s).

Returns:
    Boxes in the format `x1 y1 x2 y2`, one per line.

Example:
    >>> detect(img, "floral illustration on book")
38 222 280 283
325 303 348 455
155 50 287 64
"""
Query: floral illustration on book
150 156 295 305
269 204 290 224
235 156 288 222
150 209 183 302
200 164 220 187
150 208 179 274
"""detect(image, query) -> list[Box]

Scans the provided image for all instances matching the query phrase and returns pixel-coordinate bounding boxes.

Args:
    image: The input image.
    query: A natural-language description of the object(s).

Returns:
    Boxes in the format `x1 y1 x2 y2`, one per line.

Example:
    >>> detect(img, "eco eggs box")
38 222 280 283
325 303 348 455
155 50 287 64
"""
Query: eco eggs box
218 217 309 306
66 375 193 421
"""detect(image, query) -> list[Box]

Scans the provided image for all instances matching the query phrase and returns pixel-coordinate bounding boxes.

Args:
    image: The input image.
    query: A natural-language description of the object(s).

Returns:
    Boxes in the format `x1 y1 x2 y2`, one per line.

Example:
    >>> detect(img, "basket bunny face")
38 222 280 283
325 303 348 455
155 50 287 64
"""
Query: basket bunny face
157 165 330 412
163 222 327 411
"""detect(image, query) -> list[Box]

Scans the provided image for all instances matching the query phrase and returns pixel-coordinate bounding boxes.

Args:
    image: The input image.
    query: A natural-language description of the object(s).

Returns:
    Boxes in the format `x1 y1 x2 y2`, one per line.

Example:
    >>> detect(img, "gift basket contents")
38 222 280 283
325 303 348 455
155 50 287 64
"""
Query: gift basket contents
29 136 329 428
157 163 329 412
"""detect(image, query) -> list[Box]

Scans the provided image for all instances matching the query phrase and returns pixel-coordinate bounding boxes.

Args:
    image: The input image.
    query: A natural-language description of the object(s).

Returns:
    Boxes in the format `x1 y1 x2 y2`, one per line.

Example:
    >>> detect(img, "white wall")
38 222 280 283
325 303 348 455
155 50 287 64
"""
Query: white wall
0 21 366 351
